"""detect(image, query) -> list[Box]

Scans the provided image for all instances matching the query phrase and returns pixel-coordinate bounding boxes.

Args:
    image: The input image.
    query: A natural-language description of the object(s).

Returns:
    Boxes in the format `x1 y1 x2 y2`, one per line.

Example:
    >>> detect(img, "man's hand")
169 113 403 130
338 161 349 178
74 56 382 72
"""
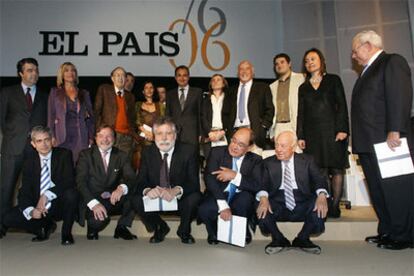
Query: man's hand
256 197 273 219
313 193 328 219
298 139 306 150
160 187 179 202
110 186 124 205
92 203 107 221
386 131 401 151
146 187 163 199
32 208 43 219
36 195 48 215
335 132 348 141
220 208 232 221
212 167 237 182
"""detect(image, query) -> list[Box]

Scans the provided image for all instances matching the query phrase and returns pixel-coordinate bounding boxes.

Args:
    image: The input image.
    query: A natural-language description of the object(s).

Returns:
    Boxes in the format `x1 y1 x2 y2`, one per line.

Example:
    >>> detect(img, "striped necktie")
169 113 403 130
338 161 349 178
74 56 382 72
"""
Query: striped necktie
283 160 296 211
227 157 239 203
238 84 246 123
40 158 51 209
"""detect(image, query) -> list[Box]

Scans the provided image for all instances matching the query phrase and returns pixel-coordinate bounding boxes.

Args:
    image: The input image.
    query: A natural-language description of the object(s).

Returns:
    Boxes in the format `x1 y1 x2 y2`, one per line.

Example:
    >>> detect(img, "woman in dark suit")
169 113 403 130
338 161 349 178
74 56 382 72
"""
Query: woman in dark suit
201 74 228 159
297 48 349 218
48 62 94 163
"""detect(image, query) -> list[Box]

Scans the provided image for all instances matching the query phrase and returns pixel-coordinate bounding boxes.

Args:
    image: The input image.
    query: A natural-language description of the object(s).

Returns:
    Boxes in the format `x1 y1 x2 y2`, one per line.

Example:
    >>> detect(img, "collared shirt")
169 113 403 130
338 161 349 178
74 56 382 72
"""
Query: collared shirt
178 85 190 101
361 50 383 76
234 80 252 127
114 87 124 97
21 83 36 102
210 93 225 130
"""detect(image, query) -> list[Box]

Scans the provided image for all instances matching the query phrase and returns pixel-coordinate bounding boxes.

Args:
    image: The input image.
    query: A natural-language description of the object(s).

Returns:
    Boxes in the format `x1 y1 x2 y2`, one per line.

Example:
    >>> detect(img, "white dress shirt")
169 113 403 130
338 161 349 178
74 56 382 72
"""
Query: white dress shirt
21 83 36 102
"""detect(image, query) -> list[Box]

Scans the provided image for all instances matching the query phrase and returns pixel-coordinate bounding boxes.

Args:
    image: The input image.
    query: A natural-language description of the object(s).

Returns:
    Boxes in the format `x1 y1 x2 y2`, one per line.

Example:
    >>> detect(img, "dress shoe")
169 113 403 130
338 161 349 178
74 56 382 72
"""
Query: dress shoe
32 221 57 242
61 234 75 245
0 225 7 239
292 237 321 254
207 234 219 245
149 222 170 243
377 239 411 250
178 233 195 244
245 229 252 245
114 225 137 240
328 206 341 218
365 234 390 244
86 231 99 240
265 237 291 255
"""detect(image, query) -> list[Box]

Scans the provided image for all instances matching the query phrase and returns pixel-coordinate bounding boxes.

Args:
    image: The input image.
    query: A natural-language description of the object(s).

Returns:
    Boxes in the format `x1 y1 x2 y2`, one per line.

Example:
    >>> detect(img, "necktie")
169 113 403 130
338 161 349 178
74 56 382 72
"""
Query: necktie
283 161 296 211
117 91 122 98
26 87 33 111
101 151 108 173
227 157 238 203
179 88 185 111
40 158 51 209
159 153 169 188
238 84 246 123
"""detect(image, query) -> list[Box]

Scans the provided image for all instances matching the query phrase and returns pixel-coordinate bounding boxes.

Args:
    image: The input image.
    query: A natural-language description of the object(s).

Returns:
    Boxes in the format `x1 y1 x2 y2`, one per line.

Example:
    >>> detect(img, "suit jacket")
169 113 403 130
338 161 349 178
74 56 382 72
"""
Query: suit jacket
166 86 202 145
222 81 274 148
48 87 95 146
200 93 226 137
94 84 136 133
76 145 136 205
136 142 199 197
18 147 75 211
351 52 413 153
269 72 305 137
262 153 327 201
205 146 263 200
0 84 48 155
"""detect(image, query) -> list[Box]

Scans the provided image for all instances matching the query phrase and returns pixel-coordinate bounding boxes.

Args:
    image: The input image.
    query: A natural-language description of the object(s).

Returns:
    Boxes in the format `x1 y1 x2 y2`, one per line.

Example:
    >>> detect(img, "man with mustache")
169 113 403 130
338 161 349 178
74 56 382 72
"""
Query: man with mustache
131 117 201 244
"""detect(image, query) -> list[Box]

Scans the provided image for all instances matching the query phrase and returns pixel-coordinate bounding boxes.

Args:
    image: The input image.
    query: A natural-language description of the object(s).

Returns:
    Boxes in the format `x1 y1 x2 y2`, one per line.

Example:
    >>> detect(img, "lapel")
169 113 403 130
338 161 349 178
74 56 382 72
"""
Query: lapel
108 86 118 114
107 148 117 177
32 86 44 112
50 148 58 181
223 150 233 169
17 85 31 114
33 152 42 196
92 146 107 177
293 154 303 189
169 145 179 180
353 51 387 96
149 144 162 183
206 95 213 126
182 87 194 112
57 88 68 114
247 81 255 113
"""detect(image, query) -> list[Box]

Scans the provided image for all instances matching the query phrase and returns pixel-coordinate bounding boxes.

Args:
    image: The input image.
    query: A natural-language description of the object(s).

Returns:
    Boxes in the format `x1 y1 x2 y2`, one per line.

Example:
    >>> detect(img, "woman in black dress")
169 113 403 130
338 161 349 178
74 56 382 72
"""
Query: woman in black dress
297 48 349 218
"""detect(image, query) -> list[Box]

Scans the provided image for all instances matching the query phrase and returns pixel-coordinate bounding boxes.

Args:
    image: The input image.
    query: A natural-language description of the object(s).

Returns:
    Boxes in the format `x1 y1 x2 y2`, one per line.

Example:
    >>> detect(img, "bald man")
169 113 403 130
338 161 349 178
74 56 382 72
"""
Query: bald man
198 128 263 245
256 131 328 255
222 60 274 152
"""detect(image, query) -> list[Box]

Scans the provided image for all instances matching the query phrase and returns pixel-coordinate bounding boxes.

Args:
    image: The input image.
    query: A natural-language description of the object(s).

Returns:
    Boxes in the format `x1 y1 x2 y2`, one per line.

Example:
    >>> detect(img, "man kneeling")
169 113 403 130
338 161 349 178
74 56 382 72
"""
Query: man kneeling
257 131 328 254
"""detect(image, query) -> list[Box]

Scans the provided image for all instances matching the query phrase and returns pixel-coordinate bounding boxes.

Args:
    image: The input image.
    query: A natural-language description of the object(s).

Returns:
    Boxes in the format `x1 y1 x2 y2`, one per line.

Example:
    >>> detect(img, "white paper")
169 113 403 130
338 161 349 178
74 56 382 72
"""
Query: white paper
217 215 247 247
143 196 178 212
374 138 414 178
140 124 153 138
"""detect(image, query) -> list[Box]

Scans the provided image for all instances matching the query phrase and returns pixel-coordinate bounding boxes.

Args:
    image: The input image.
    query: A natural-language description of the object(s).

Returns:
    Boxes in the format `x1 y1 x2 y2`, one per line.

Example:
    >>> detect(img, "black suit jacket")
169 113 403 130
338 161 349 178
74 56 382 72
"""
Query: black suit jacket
222 81 274 148
351 52 413 153
262 153 327 200
18 147 75 211
205 146 263 200
0 84 48 155
136 142 199 197
76 145 136 204
200 93 226 137
166 86 202 145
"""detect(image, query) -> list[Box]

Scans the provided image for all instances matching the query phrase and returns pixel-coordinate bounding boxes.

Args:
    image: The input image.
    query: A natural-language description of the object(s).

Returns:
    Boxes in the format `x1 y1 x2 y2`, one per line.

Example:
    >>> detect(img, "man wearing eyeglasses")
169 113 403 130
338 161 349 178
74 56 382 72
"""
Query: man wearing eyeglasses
198 127 263 245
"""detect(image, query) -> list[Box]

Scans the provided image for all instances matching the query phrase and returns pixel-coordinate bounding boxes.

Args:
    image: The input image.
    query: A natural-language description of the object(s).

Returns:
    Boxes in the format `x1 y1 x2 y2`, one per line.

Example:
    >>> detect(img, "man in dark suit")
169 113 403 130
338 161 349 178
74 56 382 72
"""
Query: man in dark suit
76 125 137 240
131 117 201 244
257 131 328 255
94 67 136 156
222 60 274 152
166 65 202 146
3 126 78 245
0 58 48 237
351 30 413 250
198 128 262 245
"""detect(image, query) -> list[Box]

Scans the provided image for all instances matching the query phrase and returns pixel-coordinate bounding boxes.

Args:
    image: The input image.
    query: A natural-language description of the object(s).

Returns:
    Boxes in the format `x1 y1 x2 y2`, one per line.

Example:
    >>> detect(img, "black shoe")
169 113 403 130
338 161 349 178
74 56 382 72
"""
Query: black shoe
86 229 99 240
292 237 321 254
207 234 218 245
365 234 390 244
178 233 195 244
149 222 170 243
0 225 7 239
265 237 291 254
245 229 252 245
328 206 341 218
377 239 411 250
61 234 75 245
114 225 137 240
32 221 57 242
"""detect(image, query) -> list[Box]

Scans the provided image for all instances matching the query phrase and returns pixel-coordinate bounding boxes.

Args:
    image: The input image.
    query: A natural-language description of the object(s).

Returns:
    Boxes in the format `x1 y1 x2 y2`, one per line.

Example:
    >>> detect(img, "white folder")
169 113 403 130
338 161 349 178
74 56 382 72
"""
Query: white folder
217 215 247 247
374 138 414 179
142 196 178 212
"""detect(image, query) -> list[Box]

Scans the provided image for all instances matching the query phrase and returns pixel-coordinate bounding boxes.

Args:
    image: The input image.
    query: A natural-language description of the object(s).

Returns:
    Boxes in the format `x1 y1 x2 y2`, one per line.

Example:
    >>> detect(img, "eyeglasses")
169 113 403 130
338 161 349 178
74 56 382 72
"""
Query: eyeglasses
230 138 248 149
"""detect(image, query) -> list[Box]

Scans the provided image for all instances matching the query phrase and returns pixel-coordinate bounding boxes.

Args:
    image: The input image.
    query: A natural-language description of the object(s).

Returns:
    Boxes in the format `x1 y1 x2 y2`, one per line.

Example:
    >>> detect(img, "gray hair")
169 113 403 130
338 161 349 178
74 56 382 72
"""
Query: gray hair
353 30 383 49
152 117 177 134
30 125 52 141
275 130 298 147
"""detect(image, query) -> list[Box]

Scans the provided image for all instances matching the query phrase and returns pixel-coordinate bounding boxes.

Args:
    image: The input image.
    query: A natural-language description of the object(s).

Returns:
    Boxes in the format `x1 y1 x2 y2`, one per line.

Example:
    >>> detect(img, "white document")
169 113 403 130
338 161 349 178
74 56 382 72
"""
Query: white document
139 124 153 138
142 196 178 212
374 138 414 178
217 215 247 247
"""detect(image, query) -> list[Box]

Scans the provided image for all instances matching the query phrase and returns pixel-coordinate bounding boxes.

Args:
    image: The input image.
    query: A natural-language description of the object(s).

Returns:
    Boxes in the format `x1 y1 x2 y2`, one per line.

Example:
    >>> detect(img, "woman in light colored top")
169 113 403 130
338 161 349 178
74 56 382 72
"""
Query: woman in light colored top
201 74 228 159
48 62 94 163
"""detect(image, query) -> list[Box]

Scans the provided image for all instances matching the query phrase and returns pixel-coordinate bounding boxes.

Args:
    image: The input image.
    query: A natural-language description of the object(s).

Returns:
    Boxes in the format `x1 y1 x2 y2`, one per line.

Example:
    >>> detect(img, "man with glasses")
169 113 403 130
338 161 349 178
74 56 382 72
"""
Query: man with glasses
198 127 263 245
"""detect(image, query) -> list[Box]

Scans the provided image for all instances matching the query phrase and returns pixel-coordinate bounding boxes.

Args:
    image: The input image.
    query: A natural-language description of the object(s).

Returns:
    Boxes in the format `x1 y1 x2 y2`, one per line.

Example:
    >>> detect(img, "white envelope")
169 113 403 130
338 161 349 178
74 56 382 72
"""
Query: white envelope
217 215 247 247
374 138 414 179
143 196 178 212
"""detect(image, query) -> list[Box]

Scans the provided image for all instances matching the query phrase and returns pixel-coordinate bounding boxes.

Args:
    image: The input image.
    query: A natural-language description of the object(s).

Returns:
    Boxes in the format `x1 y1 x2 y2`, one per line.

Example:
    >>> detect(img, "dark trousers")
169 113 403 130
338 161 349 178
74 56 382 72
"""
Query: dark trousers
86 196 136 233
359 153 413 242
258 198 325 241
198 191 254 237
131 192 201 235
3 188 78 237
